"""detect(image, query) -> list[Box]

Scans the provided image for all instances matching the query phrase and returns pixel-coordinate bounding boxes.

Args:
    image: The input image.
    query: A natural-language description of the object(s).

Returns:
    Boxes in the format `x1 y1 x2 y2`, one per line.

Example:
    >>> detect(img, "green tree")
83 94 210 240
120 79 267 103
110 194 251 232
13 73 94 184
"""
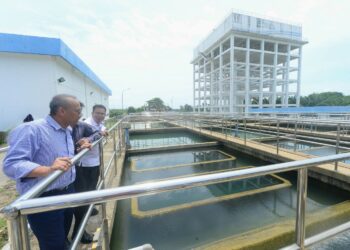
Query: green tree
146 97 166 111
109 109 123 117
300 92 349 106
127 106 136 114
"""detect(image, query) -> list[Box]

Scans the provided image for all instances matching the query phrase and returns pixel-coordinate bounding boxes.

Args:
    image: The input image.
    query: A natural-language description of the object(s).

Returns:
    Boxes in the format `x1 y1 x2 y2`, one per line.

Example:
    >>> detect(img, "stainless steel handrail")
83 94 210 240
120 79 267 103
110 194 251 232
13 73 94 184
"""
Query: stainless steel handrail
3 115 350 249
0 146 9 153
3 152 350 250
4 152 350 214
1 117 125 250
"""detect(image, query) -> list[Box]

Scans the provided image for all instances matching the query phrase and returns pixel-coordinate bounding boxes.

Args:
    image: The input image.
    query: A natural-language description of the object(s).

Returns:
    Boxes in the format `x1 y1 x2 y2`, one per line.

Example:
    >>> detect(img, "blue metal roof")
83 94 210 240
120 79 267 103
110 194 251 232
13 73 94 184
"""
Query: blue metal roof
250 106 350 113
0 33 112 95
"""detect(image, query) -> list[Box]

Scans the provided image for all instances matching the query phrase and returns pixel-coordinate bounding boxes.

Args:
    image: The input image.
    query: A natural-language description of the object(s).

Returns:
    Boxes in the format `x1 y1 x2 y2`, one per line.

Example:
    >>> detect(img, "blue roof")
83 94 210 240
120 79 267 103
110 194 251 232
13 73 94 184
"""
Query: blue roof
0 33 112 95
250 106 350 113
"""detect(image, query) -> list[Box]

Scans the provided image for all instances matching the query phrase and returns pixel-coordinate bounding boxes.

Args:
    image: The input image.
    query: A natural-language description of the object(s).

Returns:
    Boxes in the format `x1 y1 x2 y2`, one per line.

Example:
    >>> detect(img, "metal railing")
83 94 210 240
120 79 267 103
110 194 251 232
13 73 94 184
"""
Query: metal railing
3 150 350 249
1 118 125 250
3 114 350 249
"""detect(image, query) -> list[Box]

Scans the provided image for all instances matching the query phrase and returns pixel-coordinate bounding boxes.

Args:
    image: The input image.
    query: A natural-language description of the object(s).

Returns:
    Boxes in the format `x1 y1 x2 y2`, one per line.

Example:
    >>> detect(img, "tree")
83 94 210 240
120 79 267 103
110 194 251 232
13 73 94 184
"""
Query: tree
300 92 350 106
180 104 193 112
127 106 136 114
146 97 166 111
109 109 123 117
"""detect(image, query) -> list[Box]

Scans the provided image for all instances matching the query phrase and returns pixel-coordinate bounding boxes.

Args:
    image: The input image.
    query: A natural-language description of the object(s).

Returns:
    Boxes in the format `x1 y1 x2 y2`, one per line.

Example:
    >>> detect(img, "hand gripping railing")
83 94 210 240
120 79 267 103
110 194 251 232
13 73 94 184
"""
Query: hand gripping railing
3 150 350 249
1 118 125 250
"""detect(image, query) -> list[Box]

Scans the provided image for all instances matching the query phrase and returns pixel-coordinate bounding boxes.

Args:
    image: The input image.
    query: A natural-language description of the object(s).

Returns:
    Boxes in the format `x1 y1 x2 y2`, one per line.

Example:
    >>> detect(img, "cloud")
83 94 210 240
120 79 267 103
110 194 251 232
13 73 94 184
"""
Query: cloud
1 0 350 108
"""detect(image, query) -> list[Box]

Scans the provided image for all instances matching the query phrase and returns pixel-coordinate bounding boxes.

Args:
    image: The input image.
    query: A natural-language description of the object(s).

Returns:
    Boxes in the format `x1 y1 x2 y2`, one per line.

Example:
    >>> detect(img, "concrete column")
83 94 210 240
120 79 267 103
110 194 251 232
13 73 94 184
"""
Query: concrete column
204 60 207 112
272 43 277 108
229 35 235 114
296 47 302 107
285 44 291 107
219 44 223 113
210 52 214 113
244 38 250 113
193 63 196 111
259 40 264 108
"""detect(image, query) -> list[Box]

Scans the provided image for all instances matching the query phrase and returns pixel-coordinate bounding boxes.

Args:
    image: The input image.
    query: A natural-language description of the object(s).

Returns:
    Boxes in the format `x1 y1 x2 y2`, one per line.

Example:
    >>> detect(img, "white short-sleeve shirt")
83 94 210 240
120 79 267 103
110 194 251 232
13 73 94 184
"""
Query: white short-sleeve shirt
80 117 106 167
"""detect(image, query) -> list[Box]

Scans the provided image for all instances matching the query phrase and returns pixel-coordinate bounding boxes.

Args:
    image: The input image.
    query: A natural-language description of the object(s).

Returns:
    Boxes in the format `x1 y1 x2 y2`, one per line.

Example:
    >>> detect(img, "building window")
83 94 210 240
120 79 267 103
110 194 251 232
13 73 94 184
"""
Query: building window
257 18 262 28
234 14 241 23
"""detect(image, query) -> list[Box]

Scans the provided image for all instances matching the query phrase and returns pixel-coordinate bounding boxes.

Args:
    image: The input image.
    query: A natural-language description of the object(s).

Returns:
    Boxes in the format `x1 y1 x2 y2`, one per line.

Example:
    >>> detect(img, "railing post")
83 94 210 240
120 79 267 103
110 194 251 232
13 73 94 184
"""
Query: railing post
7 213 24 250
113 128 118 175
244 118 247 145
99 142 110 250
277 120 280 155
335 123 340 171
19 215 30 250
294 121 298 152
296 168 308 249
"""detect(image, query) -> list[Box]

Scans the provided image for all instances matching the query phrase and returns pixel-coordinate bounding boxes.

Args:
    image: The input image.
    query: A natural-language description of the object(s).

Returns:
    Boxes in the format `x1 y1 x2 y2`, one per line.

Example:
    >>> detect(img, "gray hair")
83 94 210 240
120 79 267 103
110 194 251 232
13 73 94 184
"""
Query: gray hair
49 94 77 116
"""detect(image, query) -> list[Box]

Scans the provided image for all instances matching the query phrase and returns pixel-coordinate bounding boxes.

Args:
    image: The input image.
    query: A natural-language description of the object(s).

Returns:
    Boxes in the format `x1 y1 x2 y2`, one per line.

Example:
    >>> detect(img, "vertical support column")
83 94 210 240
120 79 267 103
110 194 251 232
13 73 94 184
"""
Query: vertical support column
210 51 214 113
198 62 202 113
7 213 24 250
295 168 308 249
193 63 196 112
244 38 250 114
335 123 340 171
219 44 223 113
229 35 235 114
99 142 110 250
20 215 30 250
296 47 303 107
276 120 280 154
113 129 118 175
204 60 207 113
259 40 265 108
285 44 291 107
272 43 278 108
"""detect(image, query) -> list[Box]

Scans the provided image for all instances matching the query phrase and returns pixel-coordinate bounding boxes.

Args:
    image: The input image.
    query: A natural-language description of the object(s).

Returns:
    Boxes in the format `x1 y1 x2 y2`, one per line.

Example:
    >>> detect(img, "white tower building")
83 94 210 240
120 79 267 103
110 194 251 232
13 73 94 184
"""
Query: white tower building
192 11 307 114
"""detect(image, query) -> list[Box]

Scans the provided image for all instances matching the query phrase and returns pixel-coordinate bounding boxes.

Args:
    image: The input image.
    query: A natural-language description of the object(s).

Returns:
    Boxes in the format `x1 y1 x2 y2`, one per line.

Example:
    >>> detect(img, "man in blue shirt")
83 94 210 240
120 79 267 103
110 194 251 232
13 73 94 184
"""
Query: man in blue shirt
3 94 82 250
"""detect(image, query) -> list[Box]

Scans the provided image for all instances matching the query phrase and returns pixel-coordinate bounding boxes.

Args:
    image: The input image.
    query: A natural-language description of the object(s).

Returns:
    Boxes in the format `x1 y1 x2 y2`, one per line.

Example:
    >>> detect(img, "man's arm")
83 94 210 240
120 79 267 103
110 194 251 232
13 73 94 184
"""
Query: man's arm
82 123 102 142
3 125 72 179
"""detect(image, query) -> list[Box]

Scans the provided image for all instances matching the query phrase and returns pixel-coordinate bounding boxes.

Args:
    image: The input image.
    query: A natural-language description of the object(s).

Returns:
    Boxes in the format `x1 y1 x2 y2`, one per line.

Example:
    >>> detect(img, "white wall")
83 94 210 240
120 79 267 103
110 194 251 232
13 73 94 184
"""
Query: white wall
0 53 110 131
54 57 109 119
0 53 55 131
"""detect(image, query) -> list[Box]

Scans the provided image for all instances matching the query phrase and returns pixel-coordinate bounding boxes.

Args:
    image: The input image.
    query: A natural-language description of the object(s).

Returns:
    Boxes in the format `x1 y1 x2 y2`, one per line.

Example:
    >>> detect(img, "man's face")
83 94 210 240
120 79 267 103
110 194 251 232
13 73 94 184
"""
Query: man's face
63 99 82 127
92 107 106 124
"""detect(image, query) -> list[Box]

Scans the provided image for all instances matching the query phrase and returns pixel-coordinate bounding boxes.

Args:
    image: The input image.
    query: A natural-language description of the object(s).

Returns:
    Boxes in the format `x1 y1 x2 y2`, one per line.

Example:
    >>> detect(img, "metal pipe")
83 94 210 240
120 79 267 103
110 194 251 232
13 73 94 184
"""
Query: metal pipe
7 215 23 250
99 141 110 250
244 118 247 145
295 168 308 248
70 203 95 250
0 146 10 153
8 152 350 215
19 215 30 250
335 123 340 170
277 120 280 154
113 129 118 175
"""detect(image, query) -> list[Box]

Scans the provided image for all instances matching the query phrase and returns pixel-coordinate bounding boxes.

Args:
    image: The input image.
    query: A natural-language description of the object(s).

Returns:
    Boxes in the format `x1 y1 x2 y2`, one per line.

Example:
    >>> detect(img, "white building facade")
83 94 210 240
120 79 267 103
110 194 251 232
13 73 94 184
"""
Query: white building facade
192 12 308 114
0 33 112 131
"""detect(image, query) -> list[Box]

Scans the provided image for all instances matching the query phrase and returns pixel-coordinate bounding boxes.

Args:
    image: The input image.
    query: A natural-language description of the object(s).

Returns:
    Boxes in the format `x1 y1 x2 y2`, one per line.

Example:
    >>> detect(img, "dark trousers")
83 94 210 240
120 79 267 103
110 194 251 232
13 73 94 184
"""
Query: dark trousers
73 165 100 235
27 185 74 250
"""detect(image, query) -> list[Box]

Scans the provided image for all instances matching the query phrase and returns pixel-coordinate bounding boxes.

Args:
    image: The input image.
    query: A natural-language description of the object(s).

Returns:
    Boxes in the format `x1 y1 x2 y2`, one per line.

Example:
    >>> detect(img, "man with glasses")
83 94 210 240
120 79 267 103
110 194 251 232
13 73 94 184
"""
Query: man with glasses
78 105 108 216
3 94 82 250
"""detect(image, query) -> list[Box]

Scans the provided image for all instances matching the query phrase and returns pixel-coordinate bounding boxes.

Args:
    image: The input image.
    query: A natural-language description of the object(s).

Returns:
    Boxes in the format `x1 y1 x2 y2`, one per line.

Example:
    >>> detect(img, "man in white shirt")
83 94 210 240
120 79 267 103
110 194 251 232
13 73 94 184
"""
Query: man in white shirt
72 104 108 242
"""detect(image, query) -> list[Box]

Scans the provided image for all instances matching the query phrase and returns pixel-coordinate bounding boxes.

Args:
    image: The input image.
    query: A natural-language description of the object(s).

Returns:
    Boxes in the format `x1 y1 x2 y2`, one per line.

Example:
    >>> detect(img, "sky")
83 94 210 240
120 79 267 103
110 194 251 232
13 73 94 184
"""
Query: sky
0 0 350 109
